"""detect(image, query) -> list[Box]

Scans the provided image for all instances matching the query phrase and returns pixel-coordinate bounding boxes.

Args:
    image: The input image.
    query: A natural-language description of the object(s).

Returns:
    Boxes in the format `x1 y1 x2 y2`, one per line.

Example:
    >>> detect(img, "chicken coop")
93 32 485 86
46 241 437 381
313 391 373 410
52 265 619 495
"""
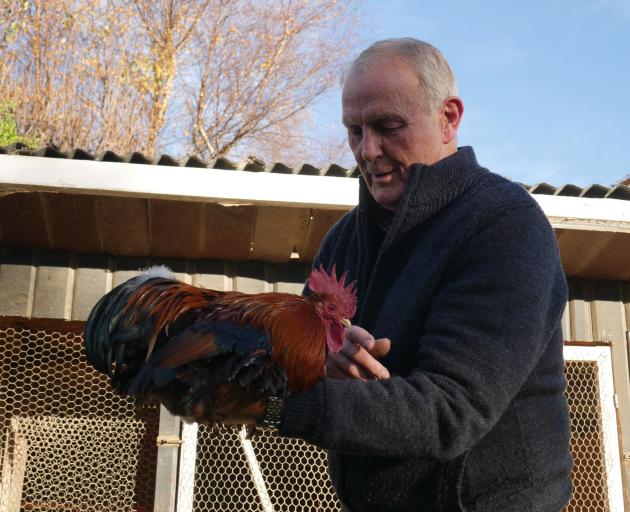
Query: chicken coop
1 146 630 512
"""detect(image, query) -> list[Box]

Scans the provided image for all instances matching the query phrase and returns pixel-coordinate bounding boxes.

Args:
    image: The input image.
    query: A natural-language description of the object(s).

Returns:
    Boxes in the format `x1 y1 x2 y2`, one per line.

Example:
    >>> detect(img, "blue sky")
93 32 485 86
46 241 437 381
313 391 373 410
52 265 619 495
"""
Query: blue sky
312 0 630 187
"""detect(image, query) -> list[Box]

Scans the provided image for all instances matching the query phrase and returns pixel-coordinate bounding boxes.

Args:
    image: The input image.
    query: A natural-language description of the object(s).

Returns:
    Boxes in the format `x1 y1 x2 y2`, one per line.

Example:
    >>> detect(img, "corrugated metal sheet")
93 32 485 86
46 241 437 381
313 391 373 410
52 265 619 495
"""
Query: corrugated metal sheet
0 144 355 178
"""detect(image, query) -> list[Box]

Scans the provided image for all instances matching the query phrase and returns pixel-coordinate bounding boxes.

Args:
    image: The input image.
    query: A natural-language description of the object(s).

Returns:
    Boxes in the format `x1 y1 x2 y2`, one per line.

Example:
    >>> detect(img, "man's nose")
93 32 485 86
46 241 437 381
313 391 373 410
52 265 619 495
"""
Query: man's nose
361 130 383 162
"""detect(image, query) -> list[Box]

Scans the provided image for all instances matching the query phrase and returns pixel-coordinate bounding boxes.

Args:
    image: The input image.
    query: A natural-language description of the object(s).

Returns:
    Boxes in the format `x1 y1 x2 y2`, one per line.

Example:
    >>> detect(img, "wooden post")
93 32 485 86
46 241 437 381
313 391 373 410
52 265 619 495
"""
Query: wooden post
153 406 181 512
176 422 199 512
0 419 28 512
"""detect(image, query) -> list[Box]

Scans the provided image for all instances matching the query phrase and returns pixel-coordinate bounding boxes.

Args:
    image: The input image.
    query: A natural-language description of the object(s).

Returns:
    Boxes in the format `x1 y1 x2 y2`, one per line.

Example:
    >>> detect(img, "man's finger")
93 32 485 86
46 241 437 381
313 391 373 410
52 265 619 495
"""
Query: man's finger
325 362 348 380
327 352 371 381
345 325 376 349
340 341 389 380
369 338 391 359
345 327 391 359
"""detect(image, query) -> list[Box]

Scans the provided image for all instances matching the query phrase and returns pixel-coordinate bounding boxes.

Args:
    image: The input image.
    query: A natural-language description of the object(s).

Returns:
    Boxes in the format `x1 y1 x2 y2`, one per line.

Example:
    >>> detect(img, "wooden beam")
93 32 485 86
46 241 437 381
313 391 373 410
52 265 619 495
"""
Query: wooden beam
153 406 181 512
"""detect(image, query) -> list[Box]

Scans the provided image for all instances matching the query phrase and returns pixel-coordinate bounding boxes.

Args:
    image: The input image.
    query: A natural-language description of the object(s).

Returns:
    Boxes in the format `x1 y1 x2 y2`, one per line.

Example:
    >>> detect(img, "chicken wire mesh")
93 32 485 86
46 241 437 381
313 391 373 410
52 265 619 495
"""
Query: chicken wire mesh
565 359 608 511
0 324 159 512
177 424 341 512
563 346 624 512
0 323 624 512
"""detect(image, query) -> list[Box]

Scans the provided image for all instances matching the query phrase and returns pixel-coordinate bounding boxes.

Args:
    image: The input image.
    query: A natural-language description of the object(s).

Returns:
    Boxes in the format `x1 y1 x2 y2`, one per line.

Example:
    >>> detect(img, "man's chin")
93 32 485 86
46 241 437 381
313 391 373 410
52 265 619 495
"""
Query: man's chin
370 187 402 211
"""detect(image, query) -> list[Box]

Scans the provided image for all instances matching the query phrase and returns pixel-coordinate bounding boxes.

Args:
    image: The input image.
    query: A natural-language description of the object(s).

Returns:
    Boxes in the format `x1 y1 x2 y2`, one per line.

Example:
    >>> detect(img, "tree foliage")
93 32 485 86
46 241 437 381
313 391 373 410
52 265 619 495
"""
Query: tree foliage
0 100 38 147
0 0 361 165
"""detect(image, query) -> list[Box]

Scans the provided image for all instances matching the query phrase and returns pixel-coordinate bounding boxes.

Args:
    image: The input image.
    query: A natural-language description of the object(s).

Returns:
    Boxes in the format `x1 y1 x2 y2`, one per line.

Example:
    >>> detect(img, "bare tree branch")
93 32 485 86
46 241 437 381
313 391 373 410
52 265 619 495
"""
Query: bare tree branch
0 0 363 165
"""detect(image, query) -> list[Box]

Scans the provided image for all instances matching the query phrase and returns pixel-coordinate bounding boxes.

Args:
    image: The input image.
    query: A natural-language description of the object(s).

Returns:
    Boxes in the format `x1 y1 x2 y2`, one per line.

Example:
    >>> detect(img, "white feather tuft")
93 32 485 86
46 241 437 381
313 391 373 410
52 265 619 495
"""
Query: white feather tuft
135 264 176 284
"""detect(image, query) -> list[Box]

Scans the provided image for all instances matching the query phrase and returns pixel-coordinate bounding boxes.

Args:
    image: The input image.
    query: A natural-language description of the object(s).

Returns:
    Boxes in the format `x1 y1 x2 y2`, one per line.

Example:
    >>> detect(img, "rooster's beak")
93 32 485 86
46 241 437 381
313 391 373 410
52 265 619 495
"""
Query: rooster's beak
341 318 352 328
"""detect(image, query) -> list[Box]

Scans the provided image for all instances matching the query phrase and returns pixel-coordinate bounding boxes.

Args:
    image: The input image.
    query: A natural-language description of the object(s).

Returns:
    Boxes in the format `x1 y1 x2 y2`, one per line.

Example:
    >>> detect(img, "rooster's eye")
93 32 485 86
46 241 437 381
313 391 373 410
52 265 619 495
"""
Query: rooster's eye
328 304 337 312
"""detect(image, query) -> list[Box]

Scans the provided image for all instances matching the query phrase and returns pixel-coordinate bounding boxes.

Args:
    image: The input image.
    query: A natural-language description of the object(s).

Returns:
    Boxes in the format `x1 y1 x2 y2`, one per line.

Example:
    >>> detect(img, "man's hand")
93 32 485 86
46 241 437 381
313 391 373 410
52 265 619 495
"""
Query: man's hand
326 325 391 381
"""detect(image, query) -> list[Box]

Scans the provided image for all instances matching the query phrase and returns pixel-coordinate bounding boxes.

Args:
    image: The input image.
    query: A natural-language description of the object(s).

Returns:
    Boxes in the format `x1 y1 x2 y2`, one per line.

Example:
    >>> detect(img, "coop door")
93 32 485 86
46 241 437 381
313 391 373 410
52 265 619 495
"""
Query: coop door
564 345 624 512
0 416 146 512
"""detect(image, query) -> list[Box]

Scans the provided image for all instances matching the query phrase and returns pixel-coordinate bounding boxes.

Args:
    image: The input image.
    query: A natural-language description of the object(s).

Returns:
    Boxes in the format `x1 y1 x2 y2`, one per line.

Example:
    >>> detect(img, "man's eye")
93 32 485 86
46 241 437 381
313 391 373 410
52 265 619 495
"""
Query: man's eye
347 127 362 137
379 124 401 134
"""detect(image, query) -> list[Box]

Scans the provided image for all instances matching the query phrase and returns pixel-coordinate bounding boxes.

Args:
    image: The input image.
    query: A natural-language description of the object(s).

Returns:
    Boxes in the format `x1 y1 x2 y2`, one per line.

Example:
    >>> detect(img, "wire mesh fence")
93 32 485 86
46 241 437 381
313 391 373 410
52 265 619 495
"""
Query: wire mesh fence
0 324 159 512
0 324 624 512
566 360 608 511
180 424 340 512
564 345 625 511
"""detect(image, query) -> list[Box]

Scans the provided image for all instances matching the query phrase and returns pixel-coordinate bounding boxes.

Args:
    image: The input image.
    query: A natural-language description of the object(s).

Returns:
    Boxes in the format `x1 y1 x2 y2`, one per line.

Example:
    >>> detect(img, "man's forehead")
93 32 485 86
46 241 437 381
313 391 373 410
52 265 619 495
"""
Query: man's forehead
342 80 422 125
343 85 412 105
342 101 407 125
344 57 419 87
342 59 422 107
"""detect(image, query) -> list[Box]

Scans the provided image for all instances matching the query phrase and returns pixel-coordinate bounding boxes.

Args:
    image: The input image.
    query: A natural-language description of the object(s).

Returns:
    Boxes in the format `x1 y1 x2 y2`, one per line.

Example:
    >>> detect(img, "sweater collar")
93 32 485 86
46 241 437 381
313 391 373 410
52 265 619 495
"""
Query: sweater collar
359 146 483 246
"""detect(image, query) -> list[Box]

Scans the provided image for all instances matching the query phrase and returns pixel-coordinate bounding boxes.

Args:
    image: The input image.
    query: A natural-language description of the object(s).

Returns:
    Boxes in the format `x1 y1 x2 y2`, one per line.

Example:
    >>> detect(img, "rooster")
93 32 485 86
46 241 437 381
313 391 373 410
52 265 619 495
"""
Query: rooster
84 265 356 425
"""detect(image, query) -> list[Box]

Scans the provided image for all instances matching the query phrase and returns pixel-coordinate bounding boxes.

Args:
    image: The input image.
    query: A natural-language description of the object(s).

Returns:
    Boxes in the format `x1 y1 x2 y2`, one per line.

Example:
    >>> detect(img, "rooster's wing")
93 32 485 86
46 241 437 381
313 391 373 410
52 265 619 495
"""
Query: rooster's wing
130 320 287 423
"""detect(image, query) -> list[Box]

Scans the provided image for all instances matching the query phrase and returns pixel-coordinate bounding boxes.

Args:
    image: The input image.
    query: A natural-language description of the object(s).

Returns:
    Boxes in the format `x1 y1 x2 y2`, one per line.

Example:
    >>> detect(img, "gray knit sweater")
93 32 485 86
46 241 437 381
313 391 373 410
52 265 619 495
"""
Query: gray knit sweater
280 147 572 511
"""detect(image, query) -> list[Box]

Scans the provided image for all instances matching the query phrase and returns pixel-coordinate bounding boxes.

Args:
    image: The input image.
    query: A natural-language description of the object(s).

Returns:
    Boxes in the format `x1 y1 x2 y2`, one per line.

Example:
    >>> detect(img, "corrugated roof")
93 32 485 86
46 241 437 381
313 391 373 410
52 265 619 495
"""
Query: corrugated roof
2 143 629 200
0 143 358 178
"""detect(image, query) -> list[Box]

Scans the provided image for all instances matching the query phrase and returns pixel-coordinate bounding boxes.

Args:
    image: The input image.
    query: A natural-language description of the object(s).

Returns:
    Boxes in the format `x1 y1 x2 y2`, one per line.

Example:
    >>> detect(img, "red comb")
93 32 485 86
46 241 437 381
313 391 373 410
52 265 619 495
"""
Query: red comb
307 264 357 313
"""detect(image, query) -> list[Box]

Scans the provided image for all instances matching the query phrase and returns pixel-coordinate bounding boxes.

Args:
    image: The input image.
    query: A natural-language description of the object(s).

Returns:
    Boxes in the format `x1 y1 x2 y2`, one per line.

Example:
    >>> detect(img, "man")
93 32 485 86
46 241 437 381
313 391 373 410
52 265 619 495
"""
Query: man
275 38 573 511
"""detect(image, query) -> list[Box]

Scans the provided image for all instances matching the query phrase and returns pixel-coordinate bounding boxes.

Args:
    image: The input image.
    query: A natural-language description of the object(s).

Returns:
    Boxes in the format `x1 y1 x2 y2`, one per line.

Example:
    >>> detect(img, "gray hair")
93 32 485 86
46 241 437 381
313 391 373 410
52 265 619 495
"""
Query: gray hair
343 38 457 112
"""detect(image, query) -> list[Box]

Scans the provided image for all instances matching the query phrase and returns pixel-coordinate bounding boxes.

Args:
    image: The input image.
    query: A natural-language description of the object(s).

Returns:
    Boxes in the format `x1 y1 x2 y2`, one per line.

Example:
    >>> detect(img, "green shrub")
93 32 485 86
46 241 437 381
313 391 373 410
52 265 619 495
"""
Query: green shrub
0 101 38 148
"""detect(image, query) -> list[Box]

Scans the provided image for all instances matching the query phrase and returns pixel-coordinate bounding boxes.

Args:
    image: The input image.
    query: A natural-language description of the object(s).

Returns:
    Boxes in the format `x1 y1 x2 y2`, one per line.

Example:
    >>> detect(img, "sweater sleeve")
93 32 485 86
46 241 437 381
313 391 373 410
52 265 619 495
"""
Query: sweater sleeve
280 202 568 460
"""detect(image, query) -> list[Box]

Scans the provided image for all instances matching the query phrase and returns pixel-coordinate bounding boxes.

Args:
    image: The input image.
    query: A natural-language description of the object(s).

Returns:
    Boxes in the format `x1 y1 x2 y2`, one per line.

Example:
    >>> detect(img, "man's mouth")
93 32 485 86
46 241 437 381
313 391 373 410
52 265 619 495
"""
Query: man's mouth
373 170 393 177
370 169 395 182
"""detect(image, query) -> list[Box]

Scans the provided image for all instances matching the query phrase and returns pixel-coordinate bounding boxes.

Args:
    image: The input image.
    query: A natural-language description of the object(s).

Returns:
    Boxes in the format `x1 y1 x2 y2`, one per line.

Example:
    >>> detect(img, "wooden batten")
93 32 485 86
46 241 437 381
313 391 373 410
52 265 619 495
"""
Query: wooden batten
0 249 310 322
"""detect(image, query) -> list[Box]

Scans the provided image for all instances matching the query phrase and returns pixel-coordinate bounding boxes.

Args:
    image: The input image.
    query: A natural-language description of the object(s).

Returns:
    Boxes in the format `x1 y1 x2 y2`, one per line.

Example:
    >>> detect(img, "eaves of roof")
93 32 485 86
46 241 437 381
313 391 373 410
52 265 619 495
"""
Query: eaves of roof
1 146 630 280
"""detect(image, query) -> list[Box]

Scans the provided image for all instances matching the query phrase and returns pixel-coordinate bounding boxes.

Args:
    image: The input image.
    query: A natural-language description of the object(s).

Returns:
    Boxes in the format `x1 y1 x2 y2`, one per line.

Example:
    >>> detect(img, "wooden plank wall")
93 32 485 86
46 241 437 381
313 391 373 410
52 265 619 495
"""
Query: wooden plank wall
0 249 309 322
2 249 630 490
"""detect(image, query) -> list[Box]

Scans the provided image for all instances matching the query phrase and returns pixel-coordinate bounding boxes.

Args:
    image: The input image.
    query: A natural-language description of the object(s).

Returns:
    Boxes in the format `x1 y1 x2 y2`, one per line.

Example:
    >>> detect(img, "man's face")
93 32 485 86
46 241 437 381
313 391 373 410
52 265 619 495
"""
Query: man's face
342 58 450 211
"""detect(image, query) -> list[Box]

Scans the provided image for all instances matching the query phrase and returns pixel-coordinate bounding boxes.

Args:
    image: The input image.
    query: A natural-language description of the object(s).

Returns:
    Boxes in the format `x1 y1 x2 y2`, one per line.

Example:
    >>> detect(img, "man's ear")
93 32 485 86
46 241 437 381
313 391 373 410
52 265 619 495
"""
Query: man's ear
441 96 464 144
